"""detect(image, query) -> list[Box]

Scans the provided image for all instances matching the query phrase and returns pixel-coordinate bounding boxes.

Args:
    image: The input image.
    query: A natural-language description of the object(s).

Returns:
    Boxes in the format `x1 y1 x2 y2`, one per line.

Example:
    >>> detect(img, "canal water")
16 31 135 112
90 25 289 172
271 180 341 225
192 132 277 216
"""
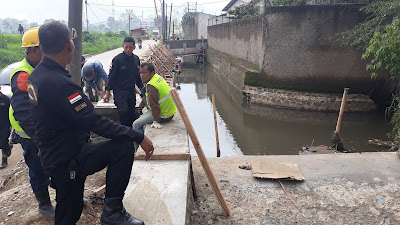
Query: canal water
176 63 391 158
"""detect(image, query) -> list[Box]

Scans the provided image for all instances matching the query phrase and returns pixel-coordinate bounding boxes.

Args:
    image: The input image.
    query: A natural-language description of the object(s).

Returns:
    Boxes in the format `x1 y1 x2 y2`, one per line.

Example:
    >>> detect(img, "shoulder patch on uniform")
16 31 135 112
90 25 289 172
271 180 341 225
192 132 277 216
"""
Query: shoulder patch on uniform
27 82 38 104
68 92 82 104
74 102 87 112
17 71 30 92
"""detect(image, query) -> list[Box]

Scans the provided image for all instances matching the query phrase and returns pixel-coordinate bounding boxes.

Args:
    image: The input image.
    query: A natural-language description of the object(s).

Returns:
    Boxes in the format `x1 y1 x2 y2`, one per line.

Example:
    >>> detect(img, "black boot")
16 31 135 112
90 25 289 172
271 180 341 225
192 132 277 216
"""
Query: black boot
34 190 55 221
100 197 144 225
0 157 7 169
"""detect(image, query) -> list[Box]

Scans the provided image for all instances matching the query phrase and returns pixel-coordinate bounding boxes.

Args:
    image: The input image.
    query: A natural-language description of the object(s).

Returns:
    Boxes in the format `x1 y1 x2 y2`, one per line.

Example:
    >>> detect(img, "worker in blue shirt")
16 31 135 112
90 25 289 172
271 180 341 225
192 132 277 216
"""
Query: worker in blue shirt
28 21 153 225
81 59 109 102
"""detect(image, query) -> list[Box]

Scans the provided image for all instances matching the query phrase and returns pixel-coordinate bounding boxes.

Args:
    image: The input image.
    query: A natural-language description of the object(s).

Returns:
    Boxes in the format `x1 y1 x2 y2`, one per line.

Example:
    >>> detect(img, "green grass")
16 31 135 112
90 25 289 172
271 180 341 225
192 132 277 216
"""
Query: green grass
0 32 128 71
0 34 25 71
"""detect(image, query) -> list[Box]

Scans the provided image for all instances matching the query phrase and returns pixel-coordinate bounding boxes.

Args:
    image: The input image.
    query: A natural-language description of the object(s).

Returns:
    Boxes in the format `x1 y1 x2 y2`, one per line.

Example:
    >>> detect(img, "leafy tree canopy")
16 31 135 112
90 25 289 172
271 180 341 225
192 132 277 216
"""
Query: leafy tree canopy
228 4 260 19
181 12 197 26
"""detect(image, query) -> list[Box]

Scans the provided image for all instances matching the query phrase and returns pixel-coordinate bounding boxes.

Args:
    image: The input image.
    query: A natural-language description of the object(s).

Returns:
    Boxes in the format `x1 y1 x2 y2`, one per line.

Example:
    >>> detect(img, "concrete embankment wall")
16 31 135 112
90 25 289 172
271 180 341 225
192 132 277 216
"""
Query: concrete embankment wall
207 16 264 67
165 40 208 55
207 4 389 99
261 4 386 95
206 48 377 112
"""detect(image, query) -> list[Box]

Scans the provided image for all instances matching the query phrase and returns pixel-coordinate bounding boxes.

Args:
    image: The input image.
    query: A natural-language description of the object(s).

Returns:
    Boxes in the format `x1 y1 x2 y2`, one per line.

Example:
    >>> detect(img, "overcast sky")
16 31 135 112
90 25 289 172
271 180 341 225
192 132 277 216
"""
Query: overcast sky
1 0 230 24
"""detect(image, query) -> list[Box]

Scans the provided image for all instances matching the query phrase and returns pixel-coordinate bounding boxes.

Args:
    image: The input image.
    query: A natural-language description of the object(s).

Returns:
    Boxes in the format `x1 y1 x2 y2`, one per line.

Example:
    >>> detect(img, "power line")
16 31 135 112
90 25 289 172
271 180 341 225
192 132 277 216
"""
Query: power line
90 3 154 8
87 3 108 28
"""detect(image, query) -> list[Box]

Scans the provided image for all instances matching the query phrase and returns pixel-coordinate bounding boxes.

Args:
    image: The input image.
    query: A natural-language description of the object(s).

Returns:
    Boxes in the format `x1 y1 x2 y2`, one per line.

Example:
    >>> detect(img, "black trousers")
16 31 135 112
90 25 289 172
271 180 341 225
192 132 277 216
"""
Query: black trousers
0 130 10 158
51 139 135 225
114 94 137 127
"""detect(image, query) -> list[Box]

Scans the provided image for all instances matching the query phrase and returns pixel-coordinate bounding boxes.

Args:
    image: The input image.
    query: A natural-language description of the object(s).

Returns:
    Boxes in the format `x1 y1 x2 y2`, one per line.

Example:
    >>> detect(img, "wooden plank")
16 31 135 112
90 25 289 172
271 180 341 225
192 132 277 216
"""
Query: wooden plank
134 152 191 160
93 185 106 197
335 88 349 133
211 92 221 157
170 88 230 216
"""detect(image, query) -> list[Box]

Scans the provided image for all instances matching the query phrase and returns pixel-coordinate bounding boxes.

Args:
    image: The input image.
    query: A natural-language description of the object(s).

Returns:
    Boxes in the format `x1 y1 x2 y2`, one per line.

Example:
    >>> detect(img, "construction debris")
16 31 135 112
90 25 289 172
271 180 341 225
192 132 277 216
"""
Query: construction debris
251 161 305 181
145 44 179 87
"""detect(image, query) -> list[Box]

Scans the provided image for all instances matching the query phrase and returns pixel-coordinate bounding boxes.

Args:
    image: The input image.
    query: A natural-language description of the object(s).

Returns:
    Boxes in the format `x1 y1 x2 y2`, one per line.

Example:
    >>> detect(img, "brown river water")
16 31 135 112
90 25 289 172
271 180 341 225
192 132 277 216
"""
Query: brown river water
176 64 391 157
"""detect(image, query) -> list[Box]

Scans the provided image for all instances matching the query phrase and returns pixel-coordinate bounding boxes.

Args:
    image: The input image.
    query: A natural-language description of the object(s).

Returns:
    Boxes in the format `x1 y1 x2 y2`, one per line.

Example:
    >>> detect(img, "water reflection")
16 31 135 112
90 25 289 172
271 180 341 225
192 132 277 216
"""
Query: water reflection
177 65 391 157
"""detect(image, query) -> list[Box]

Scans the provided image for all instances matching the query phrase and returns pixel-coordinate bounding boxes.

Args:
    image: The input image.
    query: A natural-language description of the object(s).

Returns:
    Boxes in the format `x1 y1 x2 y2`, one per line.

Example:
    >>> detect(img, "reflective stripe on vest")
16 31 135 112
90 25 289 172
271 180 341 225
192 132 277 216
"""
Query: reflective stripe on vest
9 59 34 139
145 74 177 119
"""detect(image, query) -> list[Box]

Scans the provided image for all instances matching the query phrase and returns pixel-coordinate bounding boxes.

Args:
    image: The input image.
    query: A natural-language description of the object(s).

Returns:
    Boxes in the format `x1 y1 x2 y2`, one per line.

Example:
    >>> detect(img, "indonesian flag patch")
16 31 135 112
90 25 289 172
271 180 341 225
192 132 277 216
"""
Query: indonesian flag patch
68 92 82 104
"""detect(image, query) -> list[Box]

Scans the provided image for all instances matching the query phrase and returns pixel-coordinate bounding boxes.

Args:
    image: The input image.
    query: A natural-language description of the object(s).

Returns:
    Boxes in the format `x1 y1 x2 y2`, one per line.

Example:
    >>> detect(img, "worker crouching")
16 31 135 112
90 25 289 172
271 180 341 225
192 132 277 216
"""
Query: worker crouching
133 62 177 133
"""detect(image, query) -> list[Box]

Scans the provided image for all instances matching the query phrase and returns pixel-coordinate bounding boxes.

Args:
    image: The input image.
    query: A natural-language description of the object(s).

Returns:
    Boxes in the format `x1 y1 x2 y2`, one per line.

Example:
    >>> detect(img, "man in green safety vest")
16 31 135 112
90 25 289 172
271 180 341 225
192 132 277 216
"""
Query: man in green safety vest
9 27 55 221
133 62 177 133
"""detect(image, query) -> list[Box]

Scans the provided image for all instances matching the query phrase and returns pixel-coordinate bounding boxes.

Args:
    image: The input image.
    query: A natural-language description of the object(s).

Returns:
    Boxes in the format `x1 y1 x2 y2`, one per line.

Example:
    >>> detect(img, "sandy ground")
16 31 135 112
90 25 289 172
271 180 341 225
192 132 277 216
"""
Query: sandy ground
2 151 400 224
190 155 400 225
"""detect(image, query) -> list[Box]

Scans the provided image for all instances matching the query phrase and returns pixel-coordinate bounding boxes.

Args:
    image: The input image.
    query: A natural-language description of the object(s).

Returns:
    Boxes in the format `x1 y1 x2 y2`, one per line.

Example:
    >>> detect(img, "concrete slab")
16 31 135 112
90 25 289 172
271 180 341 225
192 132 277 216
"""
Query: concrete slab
123 114 192 225
192 153 400 224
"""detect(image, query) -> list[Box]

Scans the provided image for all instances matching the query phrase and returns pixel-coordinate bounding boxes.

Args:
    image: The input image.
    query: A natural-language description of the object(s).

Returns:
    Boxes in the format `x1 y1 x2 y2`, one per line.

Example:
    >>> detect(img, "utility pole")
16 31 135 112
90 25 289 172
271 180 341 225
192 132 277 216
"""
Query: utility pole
162 0 165 41
169 4 172 39
153 0 162 43
112 0 115 17
141 10 143 28
85 0 89 32
165 4 168 41
68 0 82 86
127 9 133 36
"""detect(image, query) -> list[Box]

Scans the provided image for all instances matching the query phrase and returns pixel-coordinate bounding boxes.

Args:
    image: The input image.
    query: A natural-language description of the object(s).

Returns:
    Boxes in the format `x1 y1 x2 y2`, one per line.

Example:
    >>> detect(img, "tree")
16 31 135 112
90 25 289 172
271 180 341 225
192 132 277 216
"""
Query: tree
29 22 39 29
107 17 116 31
228 4 260 19
363 20 400 79
181 12 196 26
334 0 400 50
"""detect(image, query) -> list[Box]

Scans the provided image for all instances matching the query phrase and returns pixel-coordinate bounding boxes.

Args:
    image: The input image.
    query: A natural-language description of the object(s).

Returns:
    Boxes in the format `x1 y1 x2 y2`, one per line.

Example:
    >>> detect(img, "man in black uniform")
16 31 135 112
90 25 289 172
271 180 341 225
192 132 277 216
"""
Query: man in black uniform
0 87 11 169
103 37 143 127
28 21 154 225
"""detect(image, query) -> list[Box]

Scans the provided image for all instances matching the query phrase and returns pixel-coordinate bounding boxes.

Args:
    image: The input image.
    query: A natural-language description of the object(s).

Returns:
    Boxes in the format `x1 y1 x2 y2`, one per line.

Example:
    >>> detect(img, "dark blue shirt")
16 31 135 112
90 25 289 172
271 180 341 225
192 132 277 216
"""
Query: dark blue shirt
80 59 109 89
106 51 143 95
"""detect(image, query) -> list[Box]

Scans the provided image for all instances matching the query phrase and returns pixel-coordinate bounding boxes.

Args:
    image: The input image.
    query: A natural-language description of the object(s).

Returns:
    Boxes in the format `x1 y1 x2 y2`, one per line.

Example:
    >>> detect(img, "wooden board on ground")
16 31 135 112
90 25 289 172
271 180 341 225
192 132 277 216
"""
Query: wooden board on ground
252 161 305 181
134 152 191 160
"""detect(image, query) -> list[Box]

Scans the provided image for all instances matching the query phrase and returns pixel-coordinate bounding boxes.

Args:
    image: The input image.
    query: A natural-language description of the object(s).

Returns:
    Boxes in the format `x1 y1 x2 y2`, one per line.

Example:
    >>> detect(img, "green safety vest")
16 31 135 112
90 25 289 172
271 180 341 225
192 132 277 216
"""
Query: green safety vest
146 74 177 119
9 59 34 139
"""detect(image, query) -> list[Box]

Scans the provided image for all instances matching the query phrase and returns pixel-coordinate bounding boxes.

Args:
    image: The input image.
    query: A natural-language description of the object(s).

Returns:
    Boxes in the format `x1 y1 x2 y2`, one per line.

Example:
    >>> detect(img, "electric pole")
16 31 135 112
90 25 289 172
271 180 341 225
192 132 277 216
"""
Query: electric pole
68 0 82 86
169 4 172 39
85 0 89 32
154 0 162 43
165 3 168 41
162 0 165 41
127 9 133 36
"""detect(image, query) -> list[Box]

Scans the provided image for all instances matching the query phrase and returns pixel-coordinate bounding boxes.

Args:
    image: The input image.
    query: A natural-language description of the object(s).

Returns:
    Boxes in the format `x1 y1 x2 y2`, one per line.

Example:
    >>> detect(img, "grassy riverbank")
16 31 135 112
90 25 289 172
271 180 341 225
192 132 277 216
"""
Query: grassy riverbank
0 31 128 71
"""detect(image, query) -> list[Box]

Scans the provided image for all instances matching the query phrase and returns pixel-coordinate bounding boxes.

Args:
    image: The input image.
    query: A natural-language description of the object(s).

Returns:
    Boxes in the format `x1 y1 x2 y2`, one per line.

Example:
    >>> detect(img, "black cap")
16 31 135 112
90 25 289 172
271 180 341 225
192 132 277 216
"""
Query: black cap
82 65 95 81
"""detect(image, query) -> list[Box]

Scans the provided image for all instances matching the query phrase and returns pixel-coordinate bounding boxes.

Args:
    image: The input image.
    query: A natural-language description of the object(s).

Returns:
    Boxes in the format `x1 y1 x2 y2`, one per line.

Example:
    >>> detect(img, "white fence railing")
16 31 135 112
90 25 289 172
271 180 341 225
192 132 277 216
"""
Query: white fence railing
208 16 236 26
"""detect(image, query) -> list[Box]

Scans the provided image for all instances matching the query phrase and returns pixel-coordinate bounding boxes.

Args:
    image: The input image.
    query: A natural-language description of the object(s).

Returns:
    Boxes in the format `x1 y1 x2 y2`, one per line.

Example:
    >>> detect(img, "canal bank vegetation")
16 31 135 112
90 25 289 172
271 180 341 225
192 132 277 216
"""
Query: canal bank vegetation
0 31 130 71
335 0 400 139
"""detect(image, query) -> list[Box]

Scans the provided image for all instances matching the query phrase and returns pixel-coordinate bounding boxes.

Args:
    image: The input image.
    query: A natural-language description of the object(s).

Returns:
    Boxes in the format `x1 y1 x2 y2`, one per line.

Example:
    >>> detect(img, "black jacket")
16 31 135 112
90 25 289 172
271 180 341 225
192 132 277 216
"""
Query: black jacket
28 57 144 174
106 51 143 95
0 94 10 137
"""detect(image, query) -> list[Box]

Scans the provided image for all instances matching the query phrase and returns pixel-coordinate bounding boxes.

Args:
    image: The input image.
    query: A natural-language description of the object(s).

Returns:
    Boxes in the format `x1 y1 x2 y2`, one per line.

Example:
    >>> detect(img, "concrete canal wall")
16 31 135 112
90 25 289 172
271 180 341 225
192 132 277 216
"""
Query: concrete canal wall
165 40 208 55
207 15 264 67
206 4 390 101
206 47 377 112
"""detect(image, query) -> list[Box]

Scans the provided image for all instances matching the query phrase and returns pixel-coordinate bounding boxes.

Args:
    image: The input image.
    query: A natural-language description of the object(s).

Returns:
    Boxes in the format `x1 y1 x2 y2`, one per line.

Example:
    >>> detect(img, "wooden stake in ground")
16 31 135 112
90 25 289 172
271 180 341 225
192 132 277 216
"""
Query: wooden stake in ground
331 88 349 151
211 92 221 157
170 88 230 216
